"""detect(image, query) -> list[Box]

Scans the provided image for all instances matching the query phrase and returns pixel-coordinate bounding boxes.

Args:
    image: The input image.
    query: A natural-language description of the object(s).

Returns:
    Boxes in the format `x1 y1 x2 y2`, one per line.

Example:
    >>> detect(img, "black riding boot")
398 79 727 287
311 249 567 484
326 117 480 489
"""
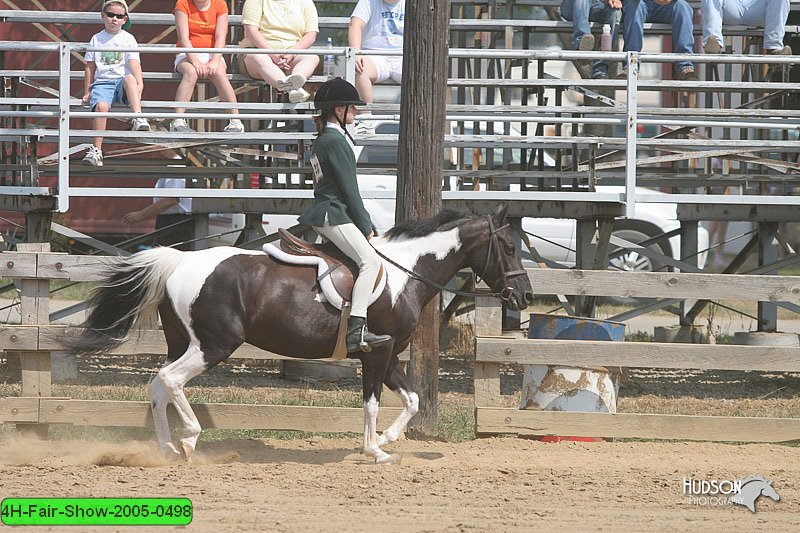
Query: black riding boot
346 316 391 353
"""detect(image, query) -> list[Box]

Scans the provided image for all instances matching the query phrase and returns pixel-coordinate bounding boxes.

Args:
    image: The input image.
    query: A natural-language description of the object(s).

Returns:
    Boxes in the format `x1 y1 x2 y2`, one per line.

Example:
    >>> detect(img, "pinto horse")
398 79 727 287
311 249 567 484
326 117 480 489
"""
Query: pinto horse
65 204 533 463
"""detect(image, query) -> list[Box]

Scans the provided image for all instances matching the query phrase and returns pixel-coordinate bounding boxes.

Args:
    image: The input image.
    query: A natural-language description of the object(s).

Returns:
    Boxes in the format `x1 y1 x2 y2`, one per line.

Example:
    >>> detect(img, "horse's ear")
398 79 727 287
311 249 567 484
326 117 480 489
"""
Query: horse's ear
492 203 509 223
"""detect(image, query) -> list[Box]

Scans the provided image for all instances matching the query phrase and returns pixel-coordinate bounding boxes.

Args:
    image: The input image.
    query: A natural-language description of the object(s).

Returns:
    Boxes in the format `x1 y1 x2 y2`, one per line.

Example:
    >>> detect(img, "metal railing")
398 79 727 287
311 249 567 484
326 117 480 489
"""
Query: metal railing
1 41 800 217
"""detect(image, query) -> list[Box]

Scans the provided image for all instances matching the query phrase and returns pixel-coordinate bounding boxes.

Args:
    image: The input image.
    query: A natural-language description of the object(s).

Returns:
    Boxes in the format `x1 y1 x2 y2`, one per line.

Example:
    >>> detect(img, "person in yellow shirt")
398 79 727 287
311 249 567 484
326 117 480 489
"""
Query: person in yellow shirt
238 0 319 103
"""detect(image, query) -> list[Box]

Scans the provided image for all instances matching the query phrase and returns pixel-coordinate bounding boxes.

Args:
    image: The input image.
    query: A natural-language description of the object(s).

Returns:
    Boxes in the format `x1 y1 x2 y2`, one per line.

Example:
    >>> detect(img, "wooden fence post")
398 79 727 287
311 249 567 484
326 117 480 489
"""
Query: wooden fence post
473 290 502 410
12 243 51 438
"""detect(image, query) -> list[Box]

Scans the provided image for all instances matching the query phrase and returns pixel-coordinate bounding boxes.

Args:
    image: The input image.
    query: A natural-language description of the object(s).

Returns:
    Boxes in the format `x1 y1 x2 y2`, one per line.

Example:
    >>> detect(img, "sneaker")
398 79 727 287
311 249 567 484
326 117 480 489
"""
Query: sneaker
169 118 194 133
355 120 377 135
288 87 311 104
276 73 307 92
223 119 245 133
131 117 150 131
766 45 792 73
592 71 609 80
616 68 628 80
576 34 595 65
678 66 698 81
766 45 792 56
82 146 103 166
704 39 722 55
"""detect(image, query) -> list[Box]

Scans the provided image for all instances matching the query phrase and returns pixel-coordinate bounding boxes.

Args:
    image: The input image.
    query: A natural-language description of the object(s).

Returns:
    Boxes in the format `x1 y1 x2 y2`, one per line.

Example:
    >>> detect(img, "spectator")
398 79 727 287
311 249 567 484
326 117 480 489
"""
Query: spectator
618 0 697 81
171 0 244 134
82 0 149 167
238 0 319 104
561 1 622 79
348 0 405 134
122 178 193 250
701 1 791 62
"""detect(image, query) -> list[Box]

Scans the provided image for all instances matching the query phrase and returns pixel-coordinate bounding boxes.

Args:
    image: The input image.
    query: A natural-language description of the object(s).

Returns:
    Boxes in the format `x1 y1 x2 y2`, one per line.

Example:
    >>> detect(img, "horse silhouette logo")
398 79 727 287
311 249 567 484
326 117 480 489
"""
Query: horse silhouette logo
730 476 780 512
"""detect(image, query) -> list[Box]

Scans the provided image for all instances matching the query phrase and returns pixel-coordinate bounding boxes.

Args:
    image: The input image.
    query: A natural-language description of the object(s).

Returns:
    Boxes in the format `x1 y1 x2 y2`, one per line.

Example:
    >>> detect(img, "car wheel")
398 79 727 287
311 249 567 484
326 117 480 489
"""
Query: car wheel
607 224 672 273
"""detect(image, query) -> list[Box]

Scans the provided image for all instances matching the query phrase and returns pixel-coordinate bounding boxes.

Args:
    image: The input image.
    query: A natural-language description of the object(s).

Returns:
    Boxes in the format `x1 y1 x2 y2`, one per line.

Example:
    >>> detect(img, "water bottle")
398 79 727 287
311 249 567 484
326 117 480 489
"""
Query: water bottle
324 37 335 78
600 24 612 52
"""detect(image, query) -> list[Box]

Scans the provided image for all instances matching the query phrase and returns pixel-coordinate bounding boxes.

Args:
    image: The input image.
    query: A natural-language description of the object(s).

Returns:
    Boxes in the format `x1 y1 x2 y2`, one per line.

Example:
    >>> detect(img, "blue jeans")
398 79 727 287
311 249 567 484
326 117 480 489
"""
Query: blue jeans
622 0 695 72
701 0 790 50
561 0 622 77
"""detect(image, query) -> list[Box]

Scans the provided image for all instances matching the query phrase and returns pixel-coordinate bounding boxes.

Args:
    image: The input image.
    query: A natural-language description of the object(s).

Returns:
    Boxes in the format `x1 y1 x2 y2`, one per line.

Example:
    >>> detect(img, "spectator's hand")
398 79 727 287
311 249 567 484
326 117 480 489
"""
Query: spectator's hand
607 0 622 8
355 56 366 74
122 211 145 225
269 53 288 69
194 62 210 79
653 0 672 5
81 94 90 107
367 230 375 240
206 57 221 76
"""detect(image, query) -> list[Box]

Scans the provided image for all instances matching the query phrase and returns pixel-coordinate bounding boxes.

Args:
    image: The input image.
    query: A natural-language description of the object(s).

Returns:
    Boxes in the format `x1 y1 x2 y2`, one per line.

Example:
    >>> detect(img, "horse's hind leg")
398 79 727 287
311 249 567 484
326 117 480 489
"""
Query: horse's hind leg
378 355 419 447
359 346 394 464
149 374 180 459
150 344 209 460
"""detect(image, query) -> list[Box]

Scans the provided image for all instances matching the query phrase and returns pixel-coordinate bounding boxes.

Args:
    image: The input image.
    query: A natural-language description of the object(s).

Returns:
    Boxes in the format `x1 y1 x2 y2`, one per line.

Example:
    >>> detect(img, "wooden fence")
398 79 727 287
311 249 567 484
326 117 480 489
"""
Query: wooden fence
0 246 402 436
4 247 800 443
473 270 800 443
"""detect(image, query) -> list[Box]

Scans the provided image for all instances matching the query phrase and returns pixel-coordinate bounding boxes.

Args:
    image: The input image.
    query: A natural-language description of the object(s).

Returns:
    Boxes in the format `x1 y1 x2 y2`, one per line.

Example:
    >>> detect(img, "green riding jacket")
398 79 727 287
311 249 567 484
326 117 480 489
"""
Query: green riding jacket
298 125 375 236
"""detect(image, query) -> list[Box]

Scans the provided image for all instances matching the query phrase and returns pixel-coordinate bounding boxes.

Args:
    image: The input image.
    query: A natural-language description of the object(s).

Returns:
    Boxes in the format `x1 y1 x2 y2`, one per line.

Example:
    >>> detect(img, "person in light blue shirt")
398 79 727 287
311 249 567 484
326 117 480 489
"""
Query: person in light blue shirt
348 0 405 134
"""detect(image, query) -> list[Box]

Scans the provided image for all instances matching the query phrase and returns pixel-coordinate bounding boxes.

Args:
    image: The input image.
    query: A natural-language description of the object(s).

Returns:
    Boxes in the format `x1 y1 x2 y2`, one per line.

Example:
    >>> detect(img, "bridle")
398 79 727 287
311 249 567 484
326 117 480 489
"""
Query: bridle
479 216 528 303
372 215 525 303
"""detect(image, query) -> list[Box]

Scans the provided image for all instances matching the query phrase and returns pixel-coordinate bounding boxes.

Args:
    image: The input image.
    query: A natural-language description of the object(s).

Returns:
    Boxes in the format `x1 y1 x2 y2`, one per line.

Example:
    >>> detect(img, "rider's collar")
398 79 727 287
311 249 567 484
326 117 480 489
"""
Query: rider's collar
325 122 346 135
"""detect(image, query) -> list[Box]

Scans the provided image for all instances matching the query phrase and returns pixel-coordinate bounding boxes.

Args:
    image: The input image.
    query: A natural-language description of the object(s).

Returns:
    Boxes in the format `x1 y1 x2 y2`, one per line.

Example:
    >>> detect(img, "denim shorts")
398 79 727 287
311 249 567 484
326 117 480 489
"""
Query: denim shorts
89 78 127 111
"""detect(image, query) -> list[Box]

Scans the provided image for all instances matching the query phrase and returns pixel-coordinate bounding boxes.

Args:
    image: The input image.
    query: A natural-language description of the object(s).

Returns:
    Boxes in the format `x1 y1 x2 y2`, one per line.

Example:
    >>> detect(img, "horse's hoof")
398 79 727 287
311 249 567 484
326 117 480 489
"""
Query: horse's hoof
180 441 196 462
375 453 396 465
159 445 182 462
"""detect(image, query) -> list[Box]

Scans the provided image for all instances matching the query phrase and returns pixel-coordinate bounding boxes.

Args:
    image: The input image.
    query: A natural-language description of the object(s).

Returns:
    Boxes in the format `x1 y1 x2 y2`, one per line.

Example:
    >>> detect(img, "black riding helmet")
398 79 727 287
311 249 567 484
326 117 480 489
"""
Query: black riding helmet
314 78 365 112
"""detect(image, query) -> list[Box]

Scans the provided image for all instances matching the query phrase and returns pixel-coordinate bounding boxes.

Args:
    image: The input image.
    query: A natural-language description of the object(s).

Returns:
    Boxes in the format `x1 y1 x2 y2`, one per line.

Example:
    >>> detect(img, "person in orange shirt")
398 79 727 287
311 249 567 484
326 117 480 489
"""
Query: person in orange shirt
171 0 243 133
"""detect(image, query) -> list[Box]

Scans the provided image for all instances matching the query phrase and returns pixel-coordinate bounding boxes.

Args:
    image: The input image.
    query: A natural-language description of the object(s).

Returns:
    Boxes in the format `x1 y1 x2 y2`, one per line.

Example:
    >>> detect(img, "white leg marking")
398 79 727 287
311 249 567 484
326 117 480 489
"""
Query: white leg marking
378 389 419 447
155 345 209 460
148 374 180 458
362 394 393 464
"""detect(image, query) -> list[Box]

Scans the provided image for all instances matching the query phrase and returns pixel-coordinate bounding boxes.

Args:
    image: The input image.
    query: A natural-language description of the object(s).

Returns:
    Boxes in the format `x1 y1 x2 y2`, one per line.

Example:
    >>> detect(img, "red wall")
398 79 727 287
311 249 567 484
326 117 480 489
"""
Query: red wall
1 1 187 238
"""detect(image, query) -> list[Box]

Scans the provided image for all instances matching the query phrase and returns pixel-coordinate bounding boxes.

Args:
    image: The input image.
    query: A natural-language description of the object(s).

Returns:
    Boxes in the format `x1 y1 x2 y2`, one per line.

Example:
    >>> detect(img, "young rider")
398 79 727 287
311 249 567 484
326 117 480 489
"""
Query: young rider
298 78 392 353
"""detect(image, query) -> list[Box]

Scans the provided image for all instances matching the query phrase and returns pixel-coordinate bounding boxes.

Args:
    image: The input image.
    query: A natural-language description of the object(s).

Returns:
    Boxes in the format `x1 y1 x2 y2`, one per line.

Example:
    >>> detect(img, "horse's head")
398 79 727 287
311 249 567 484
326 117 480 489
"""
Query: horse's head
466 204 534 311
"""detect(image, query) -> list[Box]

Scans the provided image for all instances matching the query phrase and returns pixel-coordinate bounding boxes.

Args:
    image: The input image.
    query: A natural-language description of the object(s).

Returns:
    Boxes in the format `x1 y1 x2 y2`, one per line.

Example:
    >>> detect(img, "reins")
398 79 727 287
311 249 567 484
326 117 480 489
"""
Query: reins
371 215 526 301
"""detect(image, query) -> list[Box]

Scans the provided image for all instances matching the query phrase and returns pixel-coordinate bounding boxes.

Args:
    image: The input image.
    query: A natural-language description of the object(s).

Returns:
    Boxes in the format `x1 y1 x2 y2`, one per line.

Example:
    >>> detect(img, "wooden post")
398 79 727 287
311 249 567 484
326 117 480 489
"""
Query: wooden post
12 243 51 439
396 0 450 436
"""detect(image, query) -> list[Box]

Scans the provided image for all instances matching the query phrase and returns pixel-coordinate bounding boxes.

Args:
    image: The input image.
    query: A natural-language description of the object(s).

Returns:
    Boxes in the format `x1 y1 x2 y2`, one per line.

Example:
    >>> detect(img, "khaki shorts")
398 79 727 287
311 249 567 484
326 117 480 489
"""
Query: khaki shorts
237 51 254 78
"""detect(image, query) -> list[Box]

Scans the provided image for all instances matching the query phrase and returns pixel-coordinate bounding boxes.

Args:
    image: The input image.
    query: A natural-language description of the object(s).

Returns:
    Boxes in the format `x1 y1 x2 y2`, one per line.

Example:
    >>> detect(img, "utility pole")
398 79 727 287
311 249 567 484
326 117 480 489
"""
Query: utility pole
396 0 451 435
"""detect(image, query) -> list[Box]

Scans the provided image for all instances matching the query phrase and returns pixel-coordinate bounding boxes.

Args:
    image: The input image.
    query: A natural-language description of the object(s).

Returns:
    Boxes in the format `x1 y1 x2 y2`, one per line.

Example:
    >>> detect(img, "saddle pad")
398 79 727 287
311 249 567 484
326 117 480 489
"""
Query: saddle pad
262 243 386 310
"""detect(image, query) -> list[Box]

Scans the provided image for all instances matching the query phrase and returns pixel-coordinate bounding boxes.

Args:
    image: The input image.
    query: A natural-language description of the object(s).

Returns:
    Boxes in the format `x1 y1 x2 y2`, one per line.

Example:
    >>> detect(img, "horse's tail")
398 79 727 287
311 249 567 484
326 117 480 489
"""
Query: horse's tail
64 247 185 355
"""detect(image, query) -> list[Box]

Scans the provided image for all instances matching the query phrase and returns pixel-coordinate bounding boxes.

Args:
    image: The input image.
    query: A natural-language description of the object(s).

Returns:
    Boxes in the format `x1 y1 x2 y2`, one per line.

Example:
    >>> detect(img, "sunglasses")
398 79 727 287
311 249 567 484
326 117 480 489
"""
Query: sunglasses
104 11 127 20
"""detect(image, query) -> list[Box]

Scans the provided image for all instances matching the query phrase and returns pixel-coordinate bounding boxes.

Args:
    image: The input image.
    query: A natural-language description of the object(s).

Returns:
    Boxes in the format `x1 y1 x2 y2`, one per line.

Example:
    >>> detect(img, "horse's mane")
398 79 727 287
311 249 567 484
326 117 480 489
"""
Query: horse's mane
384 208 478 241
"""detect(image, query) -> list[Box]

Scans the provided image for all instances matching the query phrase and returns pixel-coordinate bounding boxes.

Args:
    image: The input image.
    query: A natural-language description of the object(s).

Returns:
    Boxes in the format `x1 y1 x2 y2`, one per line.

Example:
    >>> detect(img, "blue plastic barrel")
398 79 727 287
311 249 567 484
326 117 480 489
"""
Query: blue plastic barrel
527 314 624 342
523 313 625 441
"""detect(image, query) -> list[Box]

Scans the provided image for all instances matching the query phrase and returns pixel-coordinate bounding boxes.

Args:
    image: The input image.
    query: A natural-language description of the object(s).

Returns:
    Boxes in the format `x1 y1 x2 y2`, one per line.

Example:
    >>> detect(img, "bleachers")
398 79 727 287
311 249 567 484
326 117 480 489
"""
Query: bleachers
1 4 800 222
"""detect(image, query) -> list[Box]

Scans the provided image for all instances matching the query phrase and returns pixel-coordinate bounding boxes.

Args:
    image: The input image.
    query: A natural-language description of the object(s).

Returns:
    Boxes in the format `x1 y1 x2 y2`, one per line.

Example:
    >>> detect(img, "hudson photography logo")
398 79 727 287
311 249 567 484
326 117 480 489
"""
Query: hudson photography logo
683 476 781 512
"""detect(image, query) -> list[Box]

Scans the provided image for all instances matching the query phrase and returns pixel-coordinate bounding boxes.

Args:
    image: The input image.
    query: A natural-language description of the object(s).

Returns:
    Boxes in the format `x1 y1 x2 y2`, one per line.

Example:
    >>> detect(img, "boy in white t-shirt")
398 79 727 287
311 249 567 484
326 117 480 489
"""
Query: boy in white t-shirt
82 0 150 166
348 0 404 134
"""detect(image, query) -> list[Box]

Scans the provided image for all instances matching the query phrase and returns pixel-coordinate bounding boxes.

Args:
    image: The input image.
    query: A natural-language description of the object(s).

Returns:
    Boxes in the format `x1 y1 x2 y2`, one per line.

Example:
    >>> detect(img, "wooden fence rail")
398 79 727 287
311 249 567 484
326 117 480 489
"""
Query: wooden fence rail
473 268 800 444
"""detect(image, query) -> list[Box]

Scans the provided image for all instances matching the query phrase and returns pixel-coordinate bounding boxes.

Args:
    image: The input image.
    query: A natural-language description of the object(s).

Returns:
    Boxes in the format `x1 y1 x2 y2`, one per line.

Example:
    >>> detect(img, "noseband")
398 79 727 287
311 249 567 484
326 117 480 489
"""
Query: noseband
479 216 527 303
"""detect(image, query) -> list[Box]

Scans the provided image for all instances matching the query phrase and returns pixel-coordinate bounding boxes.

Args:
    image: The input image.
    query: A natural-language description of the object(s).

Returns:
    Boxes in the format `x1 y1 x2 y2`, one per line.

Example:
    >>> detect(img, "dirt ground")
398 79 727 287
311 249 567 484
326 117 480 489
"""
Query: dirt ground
1 435 798 532
2 353 800 531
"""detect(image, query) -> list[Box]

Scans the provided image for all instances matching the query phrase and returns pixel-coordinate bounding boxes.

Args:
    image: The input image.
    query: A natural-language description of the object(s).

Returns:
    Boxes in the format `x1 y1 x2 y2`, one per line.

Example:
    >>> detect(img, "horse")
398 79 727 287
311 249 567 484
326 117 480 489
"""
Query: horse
730 476 781 513
64 204 534 464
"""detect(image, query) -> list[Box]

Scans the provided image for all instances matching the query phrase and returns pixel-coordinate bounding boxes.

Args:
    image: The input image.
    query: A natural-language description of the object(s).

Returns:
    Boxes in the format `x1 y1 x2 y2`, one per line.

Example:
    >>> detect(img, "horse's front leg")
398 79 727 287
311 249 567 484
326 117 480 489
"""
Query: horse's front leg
378 355 419 447
359 344 394 464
